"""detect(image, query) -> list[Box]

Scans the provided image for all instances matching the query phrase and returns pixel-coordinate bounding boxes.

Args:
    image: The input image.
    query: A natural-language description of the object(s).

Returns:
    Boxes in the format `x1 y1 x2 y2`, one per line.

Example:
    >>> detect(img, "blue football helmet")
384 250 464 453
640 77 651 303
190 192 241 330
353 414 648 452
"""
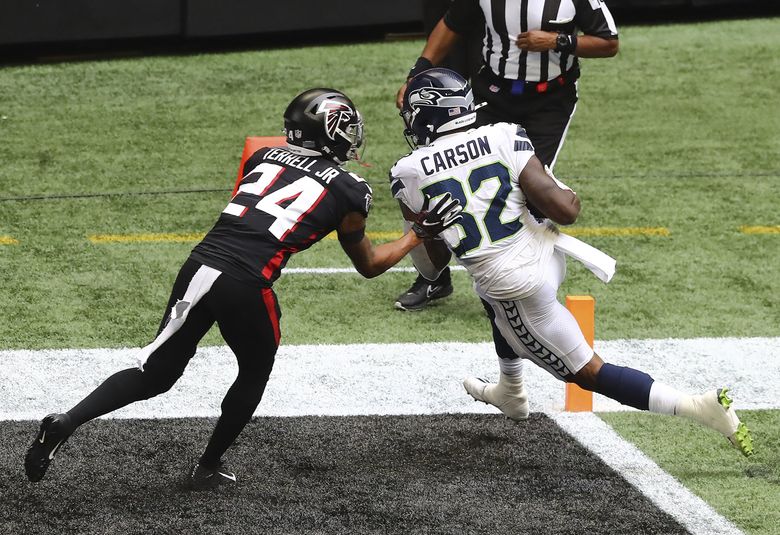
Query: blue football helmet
401 68 477 148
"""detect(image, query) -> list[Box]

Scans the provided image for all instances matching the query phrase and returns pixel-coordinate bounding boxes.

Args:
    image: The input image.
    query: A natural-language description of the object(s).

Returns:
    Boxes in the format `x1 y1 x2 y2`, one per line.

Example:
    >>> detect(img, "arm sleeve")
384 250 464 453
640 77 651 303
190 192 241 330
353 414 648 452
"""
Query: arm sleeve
443 0 483 35
349 182 374 217
508 124 536 183
344 173 373 218
575 0 619 39
389 161 424 214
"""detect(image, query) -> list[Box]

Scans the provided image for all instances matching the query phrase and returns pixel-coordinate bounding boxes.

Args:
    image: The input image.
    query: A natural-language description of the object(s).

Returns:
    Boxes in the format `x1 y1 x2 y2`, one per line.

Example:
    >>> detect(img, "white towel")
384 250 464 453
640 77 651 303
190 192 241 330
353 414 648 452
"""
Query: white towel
554 232 616 283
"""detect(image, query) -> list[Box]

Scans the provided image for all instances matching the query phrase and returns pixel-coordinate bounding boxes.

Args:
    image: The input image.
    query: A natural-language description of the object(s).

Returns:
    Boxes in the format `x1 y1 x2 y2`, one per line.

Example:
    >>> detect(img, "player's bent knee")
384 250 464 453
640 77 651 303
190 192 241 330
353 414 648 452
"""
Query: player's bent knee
571 354 604 390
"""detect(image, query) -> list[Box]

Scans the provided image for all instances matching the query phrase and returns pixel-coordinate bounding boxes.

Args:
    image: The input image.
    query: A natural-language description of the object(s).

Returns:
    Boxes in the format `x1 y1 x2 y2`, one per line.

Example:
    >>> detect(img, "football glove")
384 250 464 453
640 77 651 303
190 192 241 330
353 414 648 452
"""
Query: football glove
412 192 463 239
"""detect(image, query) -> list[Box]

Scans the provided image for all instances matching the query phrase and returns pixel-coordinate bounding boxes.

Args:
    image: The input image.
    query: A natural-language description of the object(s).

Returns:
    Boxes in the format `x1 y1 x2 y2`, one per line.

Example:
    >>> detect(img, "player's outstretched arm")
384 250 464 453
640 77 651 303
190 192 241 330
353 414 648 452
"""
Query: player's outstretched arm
339 194 462 279
518 156 581 225
339 212 422 279
398 201 452 281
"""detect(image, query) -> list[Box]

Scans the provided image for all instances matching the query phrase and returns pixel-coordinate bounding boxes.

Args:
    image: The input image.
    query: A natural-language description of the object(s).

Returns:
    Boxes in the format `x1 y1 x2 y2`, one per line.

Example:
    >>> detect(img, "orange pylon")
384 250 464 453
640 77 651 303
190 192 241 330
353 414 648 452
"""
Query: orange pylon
565 295 595 412
232 136 287 196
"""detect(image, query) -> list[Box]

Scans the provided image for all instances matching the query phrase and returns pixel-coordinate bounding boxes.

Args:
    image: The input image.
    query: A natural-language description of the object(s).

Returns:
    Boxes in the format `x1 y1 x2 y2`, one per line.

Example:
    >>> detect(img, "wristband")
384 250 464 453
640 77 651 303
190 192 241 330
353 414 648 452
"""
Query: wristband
337 227 365 244
407 57 434 80
554 33 577 54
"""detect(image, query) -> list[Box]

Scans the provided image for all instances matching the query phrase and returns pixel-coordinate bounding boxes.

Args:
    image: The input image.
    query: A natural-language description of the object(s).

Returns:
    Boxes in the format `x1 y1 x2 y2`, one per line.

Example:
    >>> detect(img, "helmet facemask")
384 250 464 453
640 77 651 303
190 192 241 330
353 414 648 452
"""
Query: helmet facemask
340 109 365 163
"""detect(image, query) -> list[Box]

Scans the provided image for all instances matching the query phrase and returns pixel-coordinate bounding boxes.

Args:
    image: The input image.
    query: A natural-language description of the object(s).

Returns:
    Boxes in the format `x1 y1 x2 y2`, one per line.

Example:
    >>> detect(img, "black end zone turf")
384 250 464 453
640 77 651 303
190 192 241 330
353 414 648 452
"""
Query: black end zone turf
1 414 688 534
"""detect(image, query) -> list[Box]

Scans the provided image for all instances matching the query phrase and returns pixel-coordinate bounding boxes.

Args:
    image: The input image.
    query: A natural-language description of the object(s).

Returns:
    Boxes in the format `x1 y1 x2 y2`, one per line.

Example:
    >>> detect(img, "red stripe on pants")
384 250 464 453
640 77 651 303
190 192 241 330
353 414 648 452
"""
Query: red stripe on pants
261 288 281 346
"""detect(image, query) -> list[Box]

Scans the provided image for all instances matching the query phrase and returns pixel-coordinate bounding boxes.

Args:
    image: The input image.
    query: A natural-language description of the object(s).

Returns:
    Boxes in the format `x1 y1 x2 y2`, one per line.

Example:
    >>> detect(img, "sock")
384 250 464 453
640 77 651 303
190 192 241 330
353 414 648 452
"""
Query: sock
434 266 451 285
200 378 266 468
67 368 156 428
498 356 523 378
648 381 686 415
594 363 653 411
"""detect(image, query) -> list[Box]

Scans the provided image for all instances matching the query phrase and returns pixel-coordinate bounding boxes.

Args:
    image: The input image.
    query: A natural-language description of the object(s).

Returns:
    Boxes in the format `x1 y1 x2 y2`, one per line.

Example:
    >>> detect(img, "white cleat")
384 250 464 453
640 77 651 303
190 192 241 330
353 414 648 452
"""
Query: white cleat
463 373 529 421
678 388 753 457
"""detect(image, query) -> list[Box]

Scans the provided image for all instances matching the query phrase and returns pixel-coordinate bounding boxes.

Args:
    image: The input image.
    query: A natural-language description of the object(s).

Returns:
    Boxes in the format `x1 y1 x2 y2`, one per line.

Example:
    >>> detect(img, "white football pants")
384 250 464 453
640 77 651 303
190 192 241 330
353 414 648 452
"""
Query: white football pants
477 250 594 381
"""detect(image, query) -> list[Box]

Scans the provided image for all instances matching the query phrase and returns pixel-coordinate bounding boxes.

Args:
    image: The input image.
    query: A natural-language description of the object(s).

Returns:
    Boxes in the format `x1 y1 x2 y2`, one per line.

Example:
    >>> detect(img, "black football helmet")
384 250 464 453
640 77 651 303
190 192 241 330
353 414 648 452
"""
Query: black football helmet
401 68 476 148
283 88 364 164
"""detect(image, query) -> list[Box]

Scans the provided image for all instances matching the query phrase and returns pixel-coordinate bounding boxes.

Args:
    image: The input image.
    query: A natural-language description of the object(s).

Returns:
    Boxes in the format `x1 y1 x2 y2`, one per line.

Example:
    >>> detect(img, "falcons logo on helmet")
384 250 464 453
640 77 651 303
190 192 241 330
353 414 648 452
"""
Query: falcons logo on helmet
316 99 353 141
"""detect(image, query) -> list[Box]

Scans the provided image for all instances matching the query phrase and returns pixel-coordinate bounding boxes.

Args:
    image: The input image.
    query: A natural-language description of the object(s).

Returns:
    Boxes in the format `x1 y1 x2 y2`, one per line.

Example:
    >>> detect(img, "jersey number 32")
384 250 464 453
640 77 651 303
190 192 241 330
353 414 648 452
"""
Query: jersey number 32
422 161 521 257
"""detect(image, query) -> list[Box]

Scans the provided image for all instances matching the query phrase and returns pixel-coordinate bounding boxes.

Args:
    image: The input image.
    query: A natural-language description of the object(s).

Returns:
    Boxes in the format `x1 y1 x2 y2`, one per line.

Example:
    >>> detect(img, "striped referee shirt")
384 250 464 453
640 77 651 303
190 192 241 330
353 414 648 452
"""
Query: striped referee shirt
445 0 618 82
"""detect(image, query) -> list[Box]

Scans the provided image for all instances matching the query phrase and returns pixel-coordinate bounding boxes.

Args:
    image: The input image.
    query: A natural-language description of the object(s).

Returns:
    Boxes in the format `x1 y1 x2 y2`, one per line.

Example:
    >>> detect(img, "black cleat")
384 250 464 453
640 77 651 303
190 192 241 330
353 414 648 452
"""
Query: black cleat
25 413 74 482
394 272 453 311
188 462 237 490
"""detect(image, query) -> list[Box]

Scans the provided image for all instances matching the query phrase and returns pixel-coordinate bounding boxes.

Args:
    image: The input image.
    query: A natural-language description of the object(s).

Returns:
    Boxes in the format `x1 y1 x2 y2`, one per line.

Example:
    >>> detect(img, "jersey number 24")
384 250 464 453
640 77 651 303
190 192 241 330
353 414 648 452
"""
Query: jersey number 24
224 162 325 241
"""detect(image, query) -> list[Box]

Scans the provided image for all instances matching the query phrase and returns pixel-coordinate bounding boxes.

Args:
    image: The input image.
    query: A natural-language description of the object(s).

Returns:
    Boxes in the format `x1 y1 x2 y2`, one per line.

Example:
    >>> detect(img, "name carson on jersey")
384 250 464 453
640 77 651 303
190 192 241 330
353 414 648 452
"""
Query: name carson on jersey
420 135 491 176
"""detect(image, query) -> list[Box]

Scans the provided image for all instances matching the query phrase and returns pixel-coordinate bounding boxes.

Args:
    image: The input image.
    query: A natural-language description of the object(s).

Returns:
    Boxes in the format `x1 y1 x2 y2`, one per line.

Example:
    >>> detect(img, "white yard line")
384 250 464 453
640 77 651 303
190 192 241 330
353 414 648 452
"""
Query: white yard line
553 412 745 535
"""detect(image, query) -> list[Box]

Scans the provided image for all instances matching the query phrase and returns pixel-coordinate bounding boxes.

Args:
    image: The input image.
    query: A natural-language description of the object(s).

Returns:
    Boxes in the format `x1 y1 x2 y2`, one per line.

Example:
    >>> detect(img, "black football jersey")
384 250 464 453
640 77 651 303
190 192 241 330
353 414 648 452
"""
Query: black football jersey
191 147 373 286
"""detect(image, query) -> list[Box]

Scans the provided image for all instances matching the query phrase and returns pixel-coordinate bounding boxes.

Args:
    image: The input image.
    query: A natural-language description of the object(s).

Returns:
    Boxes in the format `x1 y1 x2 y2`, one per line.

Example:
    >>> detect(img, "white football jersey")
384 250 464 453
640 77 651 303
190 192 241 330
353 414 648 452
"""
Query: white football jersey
390 122 558 300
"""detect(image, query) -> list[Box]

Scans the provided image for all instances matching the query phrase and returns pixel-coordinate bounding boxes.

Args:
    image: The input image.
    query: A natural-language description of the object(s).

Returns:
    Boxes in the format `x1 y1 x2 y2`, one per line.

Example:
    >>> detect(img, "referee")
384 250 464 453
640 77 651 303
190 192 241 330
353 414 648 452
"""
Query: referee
393 0 618 311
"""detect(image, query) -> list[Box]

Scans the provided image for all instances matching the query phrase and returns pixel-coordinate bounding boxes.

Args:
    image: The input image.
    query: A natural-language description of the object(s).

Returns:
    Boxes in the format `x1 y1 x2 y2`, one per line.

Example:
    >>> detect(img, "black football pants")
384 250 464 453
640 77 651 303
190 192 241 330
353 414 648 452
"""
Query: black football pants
472 69 578 169
67 257 281 469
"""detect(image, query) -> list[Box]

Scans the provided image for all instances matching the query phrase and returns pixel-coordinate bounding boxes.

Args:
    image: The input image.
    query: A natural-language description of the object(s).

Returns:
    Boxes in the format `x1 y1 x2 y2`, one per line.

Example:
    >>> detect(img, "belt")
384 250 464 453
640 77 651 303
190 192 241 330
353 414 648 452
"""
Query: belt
478 66 579 96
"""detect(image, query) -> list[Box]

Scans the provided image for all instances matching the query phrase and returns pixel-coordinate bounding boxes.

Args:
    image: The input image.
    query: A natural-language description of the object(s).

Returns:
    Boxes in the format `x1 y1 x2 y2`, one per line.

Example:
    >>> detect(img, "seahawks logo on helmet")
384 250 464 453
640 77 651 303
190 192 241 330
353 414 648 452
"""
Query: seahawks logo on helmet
408 86 474 110
408 88 443 107
316 99 353 141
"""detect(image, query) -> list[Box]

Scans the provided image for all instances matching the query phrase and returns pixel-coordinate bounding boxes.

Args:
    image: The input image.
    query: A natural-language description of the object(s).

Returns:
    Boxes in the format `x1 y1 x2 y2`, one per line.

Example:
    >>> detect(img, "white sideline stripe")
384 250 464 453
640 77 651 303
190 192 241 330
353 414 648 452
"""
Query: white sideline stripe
283 266 466 274
553 412 744 535
1 337 778 420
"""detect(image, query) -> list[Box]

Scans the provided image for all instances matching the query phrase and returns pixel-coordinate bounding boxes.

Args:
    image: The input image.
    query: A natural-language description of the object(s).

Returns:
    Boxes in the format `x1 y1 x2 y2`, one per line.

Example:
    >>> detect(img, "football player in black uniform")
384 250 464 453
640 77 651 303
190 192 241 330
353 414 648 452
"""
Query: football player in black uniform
24 88 462 489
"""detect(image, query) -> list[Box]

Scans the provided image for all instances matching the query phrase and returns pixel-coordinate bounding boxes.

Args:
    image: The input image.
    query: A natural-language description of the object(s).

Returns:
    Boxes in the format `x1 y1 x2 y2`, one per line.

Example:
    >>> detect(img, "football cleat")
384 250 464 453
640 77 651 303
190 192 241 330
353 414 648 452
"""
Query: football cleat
394 273 453 311
25 413 74 482
188 462 237 490
463 374 529 421
679 388 753 457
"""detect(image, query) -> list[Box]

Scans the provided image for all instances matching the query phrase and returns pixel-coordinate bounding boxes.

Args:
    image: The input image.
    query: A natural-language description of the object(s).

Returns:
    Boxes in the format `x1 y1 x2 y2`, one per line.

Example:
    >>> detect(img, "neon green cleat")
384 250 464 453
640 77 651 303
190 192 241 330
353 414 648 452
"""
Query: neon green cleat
718 388 754 457
678 388 753 457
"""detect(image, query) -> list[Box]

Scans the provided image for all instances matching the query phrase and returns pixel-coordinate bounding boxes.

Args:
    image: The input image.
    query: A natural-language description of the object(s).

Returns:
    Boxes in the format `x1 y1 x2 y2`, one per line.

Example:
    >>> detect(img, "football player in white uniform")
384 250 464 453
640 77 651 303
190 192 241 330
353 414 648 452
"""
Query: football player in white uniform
391 68 753 457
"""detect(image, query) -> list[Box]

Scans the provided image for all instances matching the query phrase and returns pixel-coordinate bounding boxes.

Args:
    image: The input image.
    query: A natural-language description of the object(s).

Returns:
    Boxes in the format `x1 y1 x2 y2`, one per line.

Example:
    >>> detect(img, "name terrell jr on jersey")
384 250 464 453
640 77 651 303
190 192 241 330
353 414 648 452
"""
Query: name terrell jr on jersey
191 147 372 287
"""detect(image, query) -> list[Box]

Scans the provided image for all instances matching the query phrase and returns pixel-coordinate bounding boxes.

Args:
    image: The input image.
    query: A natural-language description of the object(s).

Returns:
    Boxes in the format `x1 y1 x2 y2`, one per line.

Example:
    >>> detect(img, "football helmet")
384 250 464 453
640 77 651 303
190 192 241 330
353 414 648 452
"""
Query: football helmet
283 88 364 164
401 68 476 148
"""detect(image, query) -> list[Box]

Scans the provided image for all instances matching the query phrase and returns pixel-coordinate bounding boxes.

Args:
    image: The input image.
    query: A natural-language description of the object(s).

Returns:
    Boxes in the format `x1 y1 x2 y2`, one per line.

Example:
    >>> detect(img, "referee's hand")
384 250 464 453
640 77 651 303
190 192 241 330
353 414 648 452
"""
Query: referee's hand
517 31 556 52
396 82 408 110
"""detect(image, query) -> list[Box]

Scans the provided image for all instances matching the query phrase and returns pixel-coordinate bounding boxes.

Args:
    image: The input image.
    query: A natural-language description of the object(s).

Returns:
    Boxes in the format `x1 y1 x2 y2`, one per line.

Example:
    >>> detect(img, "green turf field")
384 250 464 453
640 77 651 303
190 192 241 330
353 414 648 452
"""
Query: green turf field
1 15 779 535
601 410 780 535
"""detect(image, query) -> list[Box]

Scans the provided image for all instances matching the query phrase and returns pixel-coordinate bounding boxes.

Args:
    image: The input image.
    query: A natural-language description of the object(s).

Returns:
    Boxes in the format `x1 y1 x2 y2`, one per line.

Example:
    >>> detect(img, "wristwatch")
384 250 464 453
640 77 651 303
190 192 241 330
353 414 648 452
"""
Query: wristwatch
555 32 575 53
